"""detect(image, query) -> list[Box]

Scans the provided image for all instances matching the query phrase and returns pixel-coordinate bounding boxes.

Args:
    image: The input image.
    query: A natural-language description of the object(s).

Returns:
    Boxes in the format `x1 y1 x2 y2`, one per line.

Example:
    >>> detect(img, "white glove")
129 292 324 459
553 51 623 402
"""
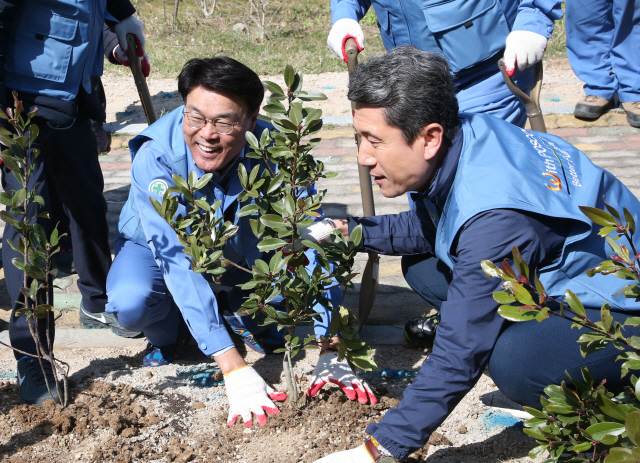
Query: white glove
113 16 151 77
327 18 365 63
306 351 377 404
224 365 287 427
299 218 336 243
503 30 547 76
314 445 375 463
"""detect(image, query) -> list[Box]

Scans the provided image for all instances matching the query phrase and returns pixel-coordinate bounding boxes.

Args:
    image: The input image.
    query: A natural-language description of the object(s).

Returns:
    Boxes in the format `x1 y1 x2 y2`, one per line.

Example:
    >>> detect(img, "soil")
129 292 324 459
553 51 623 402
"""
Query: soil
0 343 543 462
101 57 583 128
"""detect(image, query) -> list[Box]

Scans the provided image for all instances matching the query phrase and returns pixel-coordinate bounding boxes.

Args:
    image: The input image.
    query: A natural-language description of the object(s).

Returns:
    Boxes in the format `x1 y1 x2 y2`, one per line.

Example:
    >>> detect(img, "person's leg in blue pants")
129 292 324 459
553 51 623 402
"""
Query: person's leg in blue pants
106 238 181 347
610 0 640 104
566 0 618 101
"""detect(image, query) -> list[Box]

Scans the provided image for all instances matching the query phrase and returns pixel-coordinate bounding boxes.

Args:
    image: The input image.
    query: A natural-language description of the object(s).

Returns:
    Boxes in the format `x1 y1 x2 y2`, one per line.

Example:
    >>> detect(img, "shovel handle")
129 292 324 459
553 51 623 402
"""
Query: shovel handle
345 38 359 76
497 59 546 133
125 33 158 125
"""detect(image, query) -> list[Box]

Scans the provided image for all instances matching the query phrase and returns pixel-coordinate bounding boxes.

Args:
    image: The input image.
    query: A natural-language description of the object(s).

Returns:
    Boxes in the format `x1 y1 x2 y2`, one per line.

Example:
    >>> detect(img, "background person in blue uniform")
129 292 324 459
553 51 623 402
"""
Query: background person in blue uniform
106 57 376 428
328 0 563 128
312 46 640 463
566 0 640 127
0 0 148 405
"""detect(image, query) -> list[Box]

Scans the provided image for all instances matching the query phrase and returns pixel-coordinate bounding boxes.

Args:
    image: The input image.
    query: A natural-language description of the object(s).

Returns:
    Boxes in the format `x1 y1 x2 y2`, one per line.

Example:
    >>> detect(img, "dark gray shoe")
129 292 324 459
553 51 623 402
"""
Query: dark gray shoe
404 313 439 348
622 101 640 128
79 302 143 338
574 95 614 120
17 356 61 405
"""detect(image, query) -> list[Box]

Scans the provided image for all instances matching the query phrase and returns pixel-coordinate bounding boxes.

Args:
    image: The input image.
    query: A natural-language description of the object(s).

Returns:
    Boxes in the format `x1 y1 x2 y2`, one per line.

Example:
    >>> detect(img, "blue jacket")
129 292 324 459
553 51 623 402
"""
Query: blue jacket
331 0 562 78
0 0 134 102
118 107 339 355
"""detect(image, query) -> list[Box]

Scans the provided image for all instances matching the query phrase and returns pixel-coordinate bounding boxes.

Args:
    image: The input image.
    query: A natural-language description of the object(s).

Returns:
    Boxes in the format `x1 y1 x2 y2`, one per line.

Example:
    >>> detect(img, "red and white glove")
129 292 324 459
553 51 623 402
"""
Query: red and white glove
224 365 287 427
306 351 377 404
327 18 365 63
503 30 547 76
113 16 151 77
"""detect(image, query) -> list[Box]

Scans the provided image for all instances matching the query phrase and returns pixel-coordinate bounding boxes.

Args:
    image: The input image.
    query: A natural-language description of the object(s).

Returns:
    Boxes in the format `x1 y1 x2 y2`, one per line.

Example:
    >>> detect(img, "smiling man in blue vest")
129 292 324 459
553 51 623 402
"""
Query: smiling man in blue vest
312 46 640 463
106 56 376 428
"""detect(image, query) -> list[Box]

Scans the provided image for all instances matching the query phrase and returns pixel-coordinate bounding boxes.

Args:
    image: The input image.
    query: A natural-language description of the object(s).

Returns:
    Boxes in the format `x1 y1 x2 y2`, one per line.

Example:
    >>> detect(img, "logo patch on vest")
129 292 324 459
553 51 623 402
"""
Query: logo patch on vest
542 172 562 191
149 179 169 196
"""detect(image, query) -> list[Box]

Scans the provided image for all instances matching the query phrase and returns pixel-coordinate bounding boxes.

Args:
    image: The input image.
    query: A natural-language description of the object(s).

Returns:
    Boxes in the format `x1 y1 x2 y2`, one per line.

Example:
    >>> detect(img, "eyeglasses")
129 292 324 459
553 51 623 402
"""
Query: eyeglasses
183 111 245 135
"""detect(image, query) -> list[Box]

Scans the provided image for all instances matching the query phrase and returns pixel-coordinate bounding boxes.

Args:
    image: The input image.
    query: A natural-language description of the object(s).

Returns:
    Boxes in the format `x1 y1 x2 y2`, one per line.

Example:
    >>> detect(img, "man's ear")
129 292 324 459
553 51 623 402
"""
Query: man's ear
248 109 260 131
419 123 445 161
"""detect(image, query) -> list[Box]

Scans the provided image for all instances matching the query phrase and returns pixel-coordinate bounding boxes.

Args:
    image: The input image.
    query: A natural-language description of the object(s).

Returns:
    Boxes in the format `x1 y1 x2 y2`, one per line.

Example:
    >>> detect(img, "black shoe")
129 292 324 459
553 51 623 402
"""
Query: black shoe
52 234 75 275
79 302 143 338
17 356 61 405
404 314 439 348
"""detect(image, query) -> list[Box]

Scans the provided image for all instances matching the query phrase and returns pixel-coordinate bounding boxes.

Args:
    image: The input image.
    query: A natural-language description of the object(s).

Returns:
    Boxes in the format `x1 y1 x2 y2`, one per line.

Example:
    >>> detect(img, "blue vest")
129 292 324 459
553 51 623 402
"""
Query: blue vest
435 114 640 311
119 107 273 270
368 0 517 73
5 0 105 100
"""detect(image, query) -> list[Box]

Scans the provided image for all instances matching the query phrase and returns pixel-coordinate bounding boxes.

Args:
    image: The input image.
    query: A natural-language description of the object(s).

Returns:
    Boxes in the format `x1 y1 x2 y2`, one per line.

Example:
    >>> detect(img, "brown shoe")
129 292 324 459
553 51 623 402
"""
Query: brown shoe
574 95 614 120
622 101 640 128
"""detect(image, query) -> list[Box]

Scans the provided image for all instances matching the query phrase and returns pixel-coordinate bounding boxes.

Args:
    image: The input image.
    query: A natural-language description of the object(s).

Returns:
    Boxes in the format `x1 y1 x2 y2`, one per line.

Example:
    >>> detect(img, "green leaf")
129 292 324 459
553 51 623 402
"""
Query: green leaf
626 411 640 445
257 238 288 252
238 204 259 217
565 289 586 317
263 81 284 96
607 235 623 257
349 225 363 248
260 214 285 228
296 90 328 101
245 131 259 149
238 163 249 189
497 304 539 322
605 448 640 463
512 246 529 279
284 64 295 88
580 206 617 227
481 260 505 279
505 281 536 306
597 394 628 421
624 207 636 236
572 442 592 453
585 422 625 441
493 291 516 304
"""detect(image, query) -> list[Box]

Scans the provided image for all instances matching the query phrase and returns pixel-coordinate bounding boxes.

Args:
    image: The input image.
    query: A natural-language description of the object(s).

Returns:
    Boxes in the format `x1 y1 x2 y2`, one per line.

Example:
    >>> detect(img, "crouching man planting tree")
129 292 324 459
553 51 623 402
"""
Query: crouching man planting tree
105 56 375 427
312 45 640 463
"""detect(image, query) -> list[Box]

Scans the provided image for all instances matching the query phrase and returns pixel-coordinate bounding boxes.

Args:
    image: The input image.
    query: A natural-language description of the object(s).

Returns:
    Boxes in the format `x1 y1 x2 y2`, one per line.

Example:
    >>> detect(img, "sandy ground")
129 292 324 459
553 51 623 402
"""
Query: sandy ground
101 57 584 127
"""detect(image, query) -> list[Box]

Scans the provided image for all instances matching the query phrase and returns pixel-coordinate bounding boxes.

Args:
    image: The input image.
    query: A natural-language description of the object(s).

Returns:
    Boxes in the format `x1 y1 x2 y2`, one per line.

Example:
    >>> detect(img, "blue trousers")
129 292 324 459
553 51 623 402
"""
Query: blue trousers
106 238 271 348
566 0 640 102
457 65 534 129
372 253 640 459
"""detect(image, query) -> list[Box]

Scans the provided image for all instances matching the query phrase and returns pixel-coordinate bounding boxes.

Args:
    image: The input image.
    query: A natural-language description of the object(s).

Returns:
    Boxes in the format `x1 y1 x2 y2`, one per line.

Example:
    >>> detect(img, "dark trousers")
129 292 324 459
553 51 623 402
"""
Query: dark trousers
2 111 111 358
400 253 640 408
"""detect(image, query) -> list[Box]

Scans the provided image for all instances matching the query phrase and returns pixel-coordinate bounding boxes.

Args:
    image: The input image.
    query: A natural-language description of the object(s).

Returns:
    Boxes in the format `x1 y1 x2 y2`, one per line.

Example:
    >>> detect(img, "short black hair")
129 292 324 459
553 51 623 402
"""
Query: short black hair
348 46 459 143
178 57 264 114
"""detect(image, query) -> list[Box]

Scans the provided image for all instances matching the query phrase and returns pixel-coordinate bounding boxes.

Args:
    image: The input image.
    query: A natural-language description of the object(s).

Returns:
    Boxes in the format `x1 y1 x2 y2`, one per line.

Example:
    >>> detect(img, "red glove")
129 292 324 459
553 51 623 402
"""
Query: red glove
327 18 364 63
306 351 377 404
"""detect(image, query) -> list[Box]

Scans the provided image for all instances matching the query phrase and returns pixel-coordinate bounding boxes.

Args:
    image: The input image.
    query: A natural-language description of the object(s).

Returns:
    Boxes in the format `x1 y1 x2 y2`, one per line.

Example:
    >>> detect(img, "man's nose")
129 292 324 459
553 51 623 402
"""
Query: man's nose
200 121 220 139
357 144 376 167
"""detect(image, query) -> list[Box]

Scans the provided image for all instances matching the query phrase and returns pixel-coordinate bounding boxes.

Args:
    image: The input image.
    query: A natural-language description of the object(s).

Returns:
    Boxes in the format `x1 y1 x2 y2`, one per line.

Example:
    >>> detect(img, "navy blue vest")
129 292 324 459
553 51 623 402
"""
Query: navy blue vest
435 114 640 311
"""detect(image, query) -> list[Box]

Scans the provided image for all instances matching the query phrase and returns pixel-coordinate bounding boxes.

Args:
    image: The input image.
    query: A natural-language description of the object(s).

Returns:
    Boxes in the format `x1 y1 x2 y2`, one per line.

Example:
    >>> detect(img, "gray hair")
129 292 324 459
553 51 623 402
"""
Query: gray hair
348 46 459 143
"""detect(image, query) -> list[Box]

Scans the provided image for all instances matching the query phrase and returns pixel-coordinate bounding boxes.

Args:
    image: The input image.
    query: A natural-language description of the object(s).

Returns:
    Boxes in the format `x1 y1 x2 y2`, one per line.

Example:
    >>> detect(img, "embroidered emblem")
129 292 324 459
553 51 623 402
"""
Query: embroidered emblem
149 179 169 196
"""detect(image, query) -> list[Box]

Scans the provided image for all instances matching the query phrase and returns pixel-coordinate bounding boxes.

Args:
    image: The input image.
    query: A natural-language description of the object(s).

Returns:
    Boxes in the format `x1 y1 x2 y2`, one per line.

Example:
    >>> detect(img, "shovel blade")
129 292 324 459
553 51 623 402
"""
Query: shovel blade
358 252 379 332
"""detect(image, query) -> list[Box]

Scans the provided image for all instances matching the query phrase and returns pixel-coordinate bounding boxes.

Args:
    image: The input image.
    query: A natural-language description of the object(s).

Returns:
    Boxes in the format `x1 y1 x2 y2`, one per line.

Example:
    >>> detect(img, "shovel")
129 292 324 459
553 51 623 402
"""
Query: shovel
125 33 158 125
497 59 546 133
344 38 380 331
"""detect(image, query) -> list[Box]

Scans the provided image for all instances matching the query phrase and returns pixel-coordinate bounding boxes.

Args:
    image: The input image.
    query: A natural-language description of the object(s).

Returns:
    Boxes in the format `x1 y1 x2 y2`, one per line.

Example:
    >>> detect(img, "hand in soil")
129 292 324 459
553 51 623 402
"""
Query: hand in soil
224 365 287 427
306 351 377 404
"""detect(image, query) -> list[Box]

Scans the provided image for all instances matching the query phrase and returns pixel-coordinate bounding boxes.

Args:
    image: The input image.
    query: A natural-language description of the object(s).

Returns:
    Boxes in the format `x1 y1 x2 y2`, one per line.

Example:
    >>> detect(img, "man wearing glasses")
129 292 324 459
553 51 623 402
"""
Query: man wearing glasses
106 57 375 427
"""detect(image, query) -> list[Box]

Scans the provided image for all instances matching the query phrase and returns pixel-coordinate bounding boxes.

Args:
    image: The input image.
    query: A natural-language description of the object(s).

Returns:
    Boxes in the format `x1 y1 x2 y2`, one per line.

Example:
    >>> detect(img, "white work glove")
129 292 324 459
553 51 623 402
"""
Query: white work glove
314 445 376 463
327 18 365 63
113 16 151 77
306 351 377 404
299 218 336 243
503 30 547 76
224 365 287 427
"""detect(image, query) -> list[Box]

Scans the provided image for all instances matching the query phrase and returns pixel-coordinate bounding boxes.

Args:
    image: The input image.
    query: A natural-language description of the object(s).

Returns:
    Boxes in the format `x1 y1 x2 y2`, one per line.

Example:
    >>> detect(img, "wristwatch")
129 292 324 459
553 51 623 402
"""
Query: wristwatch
364 437 399 463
